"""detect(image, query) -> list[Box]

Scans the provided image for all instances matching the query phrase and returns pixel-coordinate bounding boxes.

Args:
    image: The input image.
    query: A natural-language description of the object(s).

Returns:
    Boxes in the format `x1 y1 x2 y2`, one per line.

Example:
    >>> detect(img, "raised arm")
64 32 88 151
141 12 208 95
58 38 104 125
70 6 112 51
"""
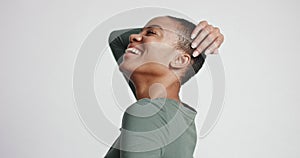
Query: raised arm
108 28 142 98
108 21 224 98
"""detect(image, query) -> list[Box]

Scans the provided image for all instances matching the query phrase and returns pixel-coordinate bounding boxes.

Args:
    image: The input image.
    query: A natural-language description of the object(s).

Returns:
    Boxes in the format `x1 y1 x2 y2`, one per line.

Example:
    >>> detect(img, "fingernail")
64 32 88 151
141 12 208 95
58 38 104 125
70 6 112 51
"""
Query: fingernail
192 50 198 57
191 34 196 39
204 50 210 55
191 43 196 48
214 49 219 54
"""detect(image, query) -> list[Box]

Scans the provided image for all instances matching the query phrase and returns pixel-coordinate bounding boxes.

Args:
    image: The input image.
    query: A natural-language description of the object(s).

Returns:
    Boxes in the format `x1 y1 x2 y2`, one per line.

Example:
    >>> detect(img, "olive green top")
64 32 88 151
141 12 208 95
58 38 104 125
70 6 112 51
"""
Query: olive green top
104 98 197 158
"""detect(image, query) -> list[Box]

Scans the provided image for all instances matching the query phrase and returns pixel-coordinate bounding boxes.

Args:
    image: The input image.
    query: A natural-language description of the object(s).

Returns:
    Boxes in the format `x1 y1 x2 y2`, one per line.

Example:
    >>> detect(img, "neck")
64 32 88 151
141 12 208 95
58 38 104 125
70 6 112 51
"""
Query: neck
131 72 181 103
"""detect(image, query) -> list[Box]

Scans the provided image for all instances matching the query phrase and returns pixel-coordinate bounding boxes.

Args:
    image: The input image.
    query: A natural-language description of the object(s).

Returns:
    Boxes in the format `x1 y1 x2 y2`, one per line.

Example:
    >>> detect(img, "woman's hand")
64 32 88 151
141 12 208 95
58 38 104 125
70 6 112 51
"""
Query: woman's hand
190 20 224 57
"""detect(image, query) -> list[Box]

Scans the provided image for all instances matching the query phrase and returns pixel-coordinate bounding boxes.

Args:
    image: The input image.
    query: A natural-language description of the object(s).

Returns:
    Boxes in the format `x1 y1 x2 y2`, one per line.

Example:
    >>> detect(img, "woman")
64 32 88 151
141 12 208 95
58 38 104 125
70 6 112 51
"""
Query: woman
105 15 224 158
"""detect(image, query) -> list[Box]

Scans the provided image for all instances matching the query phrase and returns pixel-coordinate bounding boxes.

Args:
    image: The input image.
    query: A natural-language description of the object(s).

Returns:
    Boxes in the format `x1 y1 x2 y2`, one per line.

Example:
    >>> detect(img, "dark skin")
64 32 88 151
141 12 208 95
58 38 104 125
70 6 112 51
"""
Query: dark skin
108 20 224 98
191 20 224 56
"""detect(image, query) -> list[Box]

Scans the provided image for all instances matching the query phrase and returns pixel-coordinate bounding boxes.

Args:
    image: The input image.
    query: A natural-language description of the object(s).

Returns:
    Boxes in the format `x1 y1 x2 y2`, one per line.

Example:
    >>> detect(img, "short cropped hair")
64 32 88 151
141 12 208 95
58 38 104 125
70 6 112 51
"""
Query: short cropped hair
166 16 206 84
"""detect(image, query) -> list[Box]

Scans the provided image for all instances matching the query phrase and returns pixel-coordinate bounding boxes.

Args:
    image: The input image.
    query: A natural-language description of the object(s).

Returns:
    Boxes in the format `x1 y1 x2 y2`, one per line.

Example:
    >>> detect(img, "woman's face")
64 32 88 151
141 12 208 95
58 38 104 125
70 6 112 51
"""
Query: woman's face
119 16 182 77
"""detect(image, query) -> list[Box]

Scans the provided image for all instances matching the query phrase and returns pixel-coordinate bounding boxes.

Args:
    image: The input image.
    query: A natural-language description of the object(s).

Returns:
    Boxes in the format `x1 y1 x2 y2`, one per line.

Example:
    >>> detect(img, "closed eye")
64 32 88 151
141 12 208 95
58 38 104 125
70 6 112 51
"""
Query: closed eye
146 29 156 35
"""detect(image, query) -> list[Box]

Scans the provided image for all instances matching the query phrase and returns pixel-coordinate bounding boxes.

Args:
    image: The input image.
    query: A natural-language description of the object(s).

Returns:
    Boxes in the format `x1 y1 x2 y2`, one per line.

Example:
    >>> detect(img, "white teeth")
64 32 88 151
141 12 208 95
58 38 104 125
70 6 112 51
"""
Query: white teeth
126 48 142 55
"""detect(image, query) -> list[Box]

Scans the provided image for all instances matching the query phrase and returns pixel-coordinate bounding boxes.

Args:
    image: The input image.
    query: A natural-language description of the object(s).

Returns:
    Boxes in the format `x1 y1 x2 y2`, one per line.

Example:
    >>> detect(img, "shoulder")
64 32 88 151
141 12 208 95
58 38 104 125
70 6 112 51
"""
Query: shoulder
122 98 174 132
120 99 173 152
121 98 196 131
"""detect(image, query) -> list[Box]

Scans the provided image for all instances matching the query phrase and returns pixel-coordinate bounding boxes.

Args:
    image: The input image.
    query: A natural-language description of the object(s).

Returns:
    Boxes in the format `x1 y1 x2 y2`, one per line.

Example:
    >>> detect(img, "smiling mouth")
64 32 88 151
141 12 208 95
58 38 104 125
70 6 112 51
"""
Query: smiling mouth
125 47 143 55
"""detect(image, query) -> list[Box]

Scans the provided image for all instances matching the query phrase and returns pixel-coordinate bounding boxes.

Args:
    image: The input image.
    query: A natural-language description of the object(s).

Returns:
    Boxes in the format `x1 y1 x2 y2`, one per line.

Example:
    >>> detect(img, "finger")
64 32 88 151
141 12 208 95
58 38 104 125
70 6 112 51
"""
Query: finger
191 20 208 39
191 24 213 49
193 29 217 56
213 49 219 54
204 36 223 55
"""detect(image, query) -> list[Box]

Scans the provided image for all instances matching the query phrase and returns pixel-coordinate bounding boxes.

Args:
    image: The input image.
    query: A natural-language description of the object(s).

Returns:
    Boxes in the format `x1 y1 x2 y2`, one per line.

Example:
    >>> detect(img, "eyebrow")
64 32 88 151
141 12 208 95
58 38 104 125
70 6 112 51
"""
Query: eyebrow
142 25 164 31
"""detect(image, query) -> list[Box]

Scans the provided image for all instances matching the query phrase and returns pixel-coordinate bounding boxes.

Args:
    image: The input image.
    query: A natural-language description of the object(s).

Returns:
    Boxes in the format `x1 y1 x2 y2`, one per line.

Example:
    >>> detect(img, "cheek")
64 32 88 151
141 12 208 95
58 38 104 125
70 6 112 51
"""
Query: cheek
142 41 177 64
150 43 175 56
143 52 174 67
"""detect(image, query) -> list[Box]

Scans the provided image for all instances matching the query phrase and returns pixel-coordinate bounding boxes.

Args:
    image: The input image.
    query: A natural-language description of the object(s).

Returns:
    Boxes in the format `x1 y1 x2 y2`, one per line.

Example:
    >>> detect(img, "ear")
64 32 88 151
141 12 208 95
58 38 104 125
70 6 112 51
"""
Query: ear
170 53 191 69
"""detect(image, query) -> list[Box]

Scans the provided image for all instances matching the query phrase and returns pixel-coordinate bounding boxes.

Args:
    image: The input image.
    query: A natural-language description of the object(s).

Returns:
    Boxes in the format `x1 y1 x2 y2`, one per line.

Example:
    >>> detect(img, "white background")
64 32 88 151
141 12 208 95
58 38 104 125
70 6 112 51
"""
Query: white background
1 0 299 158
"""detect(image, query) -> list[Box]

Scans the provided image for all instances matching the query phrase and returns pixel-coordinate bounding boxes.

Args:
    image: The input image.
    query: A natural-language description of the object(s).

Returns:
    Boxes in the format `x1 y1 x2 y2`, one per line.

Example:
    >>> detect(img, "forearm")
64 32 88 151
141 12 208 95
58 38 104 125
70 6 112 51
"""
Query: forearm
108 28 141 63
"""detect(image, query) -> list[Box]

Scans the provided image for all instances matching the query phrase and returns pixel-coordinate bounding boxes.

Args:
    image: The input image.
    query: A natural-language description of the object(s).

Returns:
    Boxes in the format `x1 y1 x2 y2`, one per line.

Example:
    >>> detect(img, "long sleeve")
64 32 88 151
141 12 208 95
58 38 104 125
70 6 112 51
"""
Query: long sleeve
104 100 165 158
104 98 198 158
108 28 142 98
118 103 165 158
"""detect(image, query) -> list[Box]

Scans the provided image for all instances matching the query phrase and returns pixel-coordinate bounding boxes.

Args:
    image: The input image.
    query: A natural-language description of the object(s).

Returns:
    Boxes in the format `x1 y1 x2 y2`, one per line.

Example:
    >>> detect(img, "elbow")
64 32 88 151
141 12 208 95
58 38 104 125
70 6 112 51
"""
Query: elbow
108 30 118 45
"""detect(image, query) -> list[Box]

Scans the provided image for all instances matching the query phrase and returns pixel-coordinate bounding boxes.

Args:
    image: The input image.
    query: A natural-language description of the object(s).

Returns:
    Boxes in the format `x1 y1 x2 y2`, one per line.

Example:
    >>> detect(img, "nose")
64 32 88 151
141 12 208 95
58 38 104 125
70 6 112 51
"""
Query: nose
129 33 142 43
